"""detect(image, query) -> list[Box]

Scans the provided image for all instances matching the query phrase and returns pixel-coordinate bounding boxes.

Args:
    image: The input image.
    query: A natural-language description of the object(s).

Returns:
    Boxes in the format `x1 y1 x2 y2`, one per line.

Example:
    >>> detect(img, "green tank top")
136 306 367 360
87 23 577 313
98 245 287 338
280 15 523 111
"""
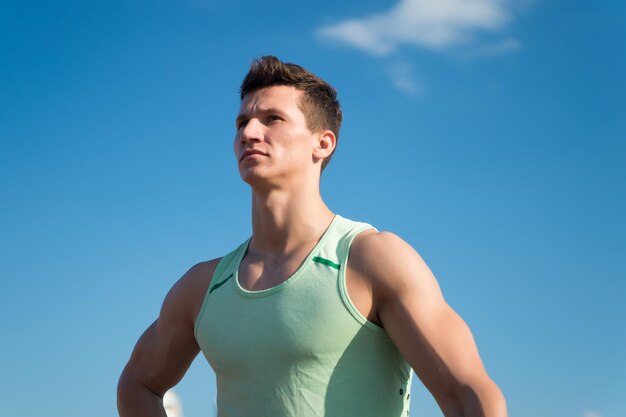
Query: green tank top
194 215 413 416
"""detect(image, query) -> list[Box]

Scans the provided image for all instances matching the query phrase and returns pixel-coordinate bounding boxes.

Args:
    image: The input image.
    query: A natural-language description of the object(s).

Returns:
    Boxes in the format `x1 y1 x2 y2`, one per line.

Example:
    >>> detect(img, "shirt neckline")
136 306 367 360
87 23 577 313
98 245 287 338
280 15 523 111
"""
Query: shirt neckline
233 214 340 298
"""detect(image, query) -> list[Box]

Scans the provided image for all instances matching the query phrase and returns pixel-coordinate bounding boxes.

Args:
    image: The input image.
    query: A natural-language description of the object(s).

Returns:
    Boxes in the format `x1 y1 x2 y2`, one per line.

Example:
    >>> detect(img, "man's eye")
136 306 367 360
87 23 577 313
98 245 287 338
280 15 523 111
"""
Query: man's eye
237 120 248 129
268 115 282 122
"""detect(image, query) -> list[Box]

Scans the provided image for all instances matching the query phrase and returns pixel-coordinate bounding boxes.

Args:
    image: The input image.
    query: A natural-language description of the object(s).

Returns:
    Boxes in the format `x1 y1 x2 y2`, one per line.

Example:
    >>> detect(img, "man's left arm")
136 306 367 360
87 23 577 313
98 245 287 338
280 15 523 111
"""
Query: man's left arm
350 231 507 417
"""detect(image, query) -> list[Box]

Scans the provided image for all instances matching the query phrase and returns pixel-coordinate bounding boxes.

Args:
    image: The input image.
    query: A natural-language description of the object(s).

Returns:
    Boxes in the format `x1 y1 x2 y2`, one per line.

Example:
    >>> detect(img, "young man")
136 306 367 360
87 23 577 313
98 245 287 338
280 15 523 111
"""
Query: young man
117 56 507 417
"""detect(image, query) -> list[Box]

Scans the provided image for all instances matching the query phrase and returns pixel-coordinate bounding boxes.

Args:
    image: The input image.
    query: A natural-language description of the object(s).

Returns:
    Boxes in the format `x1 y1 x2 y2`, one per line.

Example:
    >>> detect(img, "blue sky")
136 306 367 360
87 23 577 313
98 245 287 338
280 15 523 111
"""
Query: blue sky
1 1 624 416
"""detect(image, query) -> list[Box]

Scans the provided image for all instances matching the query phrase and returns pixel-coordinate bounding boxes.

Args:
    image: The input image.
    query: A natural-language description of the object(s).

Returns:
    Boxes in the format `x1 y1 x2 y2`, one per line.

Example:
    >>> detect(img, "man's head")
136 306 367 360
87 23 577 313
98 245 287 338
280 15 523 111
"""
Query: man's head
239 56 342 171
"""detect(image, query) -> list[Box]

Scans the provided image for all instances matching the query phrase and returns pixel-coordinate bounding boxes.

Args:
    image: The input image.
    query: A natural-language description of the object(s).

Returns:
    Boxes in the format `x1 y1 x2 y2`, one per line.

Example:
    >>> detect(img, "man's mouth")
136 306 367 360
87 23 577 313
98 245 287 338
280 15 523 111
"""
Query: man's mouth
240 149 268 162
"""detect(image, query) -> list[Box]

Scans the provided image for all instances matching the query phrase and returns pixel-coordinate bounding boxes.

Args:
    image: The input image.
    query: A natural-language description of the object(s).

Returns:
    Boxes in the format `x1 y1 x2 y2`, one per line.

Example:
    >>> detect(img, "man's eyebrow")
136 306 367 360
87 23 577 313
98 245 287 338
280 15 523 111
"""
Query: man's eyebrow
236 107 287 124
235 113 249 126
260 107 287 115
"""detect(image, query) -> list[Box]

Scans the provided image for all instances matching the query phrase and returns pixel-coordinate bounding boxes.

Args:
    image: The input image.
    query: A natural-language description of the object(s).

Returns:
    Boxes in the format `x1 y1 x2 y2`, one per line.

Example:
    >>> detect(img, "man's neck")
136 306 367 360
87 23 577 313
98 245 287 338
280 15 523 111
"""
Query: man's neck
249 183 334 257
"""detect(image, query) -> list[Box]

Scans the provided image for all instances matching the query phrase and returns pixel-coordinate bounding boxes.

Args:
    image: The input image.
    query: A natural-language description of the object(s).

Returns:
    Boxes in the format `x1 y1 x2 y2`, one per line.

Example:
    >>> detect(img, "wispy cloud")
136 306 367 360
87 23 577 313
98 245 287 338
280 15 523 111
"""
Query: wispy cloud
316 0 523 94
316 0 518 56
388 62 421 95
583 410 604 417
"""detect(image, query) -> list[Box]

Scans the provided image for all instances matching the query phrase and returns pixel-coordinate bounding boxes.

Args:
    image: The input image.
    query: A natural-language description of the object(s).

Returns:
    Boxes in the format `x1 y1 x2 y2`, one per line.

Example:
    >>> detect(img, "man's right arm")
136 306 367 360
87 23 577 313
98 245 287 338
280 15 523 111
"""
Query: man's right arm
117 259 219 417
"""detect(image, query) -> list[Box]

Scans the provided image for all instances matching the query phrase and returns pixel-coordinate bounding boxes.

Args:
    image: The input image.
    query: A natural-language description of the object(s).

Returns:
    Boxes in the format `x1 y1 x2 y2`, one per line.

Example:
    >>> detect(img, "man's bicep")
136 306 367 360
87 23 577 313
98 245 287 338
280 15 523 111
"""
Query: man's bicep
381 294 487 388
123 313 199 396
121 262 216 395
364 235 491 403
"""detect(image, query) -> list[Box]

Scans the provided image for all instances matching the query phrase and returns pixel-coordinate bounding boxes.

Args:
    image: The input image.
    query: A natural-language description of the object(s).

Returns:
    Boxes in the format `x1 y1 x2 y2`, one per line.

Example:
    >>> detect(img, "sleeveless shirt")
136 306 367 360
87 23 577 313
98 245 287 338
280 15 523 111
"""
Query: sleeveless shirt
194 215 413 416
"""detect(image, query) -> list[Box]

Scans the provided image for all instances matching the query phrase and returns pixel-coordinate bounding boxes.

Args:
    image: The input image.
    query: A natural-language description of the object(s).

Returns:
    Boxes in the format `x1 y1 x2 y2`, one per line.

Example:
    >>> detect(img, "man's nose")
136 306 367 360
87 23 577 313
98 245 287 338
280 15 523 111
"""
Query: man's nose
240 118 263 143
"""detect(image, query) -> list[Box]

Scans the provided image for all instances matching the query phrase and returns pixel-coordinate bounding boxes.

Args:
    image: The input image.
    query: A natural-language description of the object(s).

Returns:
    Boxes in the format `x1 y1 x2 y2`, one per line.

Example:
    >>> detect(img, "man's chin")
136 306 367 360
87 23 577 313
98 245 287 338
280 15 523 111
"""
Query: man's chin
239 169 274 188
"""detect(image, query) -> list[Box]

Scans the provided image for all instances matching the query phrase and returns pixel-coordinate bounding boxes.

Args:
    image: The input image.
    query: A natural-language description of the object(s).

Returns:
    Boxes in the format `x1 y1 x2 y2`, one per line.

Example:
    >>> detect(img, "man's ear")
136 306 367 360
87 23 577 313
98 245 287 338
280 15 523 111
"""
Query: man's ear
313 130 336 163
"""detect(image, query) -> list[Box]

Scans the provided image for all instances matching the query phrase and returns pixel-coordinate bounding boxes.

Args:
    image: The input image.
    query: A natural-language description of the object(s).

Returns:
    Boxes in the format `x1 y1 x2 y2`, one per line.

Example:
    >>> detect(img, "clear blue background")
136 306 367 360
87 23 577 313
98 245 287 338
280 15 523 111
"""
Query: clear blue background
1 1 624 416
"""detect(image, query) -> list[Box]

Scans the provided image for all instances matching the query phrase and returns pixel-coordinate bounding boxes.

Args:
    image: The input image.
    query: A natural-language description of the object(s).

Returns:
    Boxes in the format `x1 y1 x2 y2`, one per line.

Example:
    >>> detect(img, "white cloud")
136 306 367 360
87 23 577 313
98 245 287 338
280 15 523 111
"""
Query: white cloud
317 0 518 56
583 410 604 417
388 62 421 95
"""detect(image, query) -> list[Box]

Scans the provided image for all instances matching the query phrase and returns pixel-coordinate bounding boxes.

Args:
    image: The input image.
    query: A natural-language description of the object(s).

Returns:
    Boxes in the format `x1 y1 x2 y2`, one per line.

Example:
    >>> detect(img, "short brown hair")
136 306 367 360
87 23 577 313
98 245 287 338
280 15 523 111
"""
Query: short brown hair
240 56 342 171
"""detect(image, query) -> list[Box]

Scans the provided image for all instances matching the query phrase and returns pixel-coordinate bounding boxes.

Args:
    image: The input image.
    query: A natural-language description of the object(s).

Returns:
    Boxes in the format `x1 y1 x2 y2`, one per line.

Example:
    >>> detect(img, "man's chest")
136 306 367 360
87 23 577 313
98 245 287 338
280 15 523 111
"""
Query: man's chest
197 267 360 376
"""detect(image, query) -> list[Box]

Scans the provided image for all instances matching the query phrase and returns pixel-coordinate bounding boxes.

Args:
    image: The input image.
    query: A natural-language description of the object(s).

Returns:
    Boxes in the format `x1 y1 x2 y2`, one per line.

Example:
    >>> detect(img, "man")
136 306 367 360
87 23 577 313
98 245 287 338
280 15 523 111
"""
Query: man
118 56 506 417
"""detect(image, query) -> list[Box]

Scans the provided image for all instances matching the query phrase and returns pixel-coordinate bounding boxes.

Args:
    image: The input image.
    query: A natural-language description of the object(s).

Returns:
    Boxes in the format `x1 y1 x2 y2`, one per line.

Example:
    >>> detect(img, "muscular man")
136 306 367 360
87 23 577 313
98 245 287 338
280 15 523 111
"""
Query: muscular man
117 56 507 417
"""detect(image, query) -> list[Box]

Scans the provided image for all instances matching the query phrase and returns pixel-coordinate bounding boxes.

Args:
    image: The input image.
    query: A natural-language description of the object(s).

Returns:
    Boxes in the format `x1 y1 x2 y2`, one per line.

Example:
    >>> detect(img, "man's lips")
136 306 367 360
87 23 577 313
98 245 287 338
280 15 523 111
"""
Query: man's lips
239 149 268 162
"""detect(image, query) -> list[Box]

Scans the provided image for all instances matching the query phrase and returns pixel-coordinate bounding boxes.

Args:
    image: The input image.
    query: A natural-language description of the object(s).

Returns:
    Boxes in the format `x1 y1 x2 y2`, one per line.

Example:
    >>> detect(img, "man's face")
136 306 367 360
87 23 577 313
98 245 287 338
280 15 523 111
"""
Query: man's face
234 85 318 186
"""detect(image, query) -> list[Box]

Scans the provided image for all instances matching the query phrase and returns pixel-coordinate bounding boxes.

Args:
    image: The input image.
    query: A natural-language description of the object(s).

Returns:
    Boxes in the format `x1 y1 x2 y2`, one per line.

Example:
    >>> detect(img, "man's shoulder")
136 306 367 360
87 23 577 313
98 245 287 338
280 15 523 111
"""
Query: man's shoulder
161 258 223 321
187 258 223 279
350 229 415 267
349 229 433 296
177 258 223 294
